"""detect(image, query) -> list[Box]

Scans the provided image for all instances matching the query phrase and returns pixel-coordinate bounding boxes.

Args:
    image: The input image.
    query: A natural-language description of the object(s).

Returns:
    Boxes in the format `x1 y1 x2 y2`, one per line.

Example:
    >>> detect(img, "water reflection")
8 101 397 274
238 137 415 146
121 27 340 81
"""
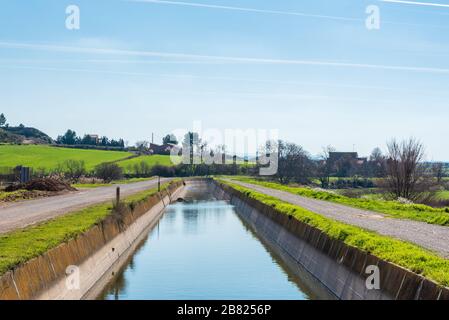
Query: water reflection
100 185 317 300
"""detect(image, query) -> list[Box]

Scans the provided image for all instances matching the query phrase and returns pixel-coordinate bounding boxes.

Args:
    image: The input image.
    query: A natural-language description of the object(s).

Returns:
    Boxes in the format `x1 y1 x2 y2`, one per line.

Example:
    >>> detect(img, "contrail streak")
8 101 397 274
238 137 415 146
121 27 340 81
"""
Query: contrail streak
125 0 362 22
380 0 449 8
1 41 449 74
0 65 401 104
126 0 449 28
2 60 433 93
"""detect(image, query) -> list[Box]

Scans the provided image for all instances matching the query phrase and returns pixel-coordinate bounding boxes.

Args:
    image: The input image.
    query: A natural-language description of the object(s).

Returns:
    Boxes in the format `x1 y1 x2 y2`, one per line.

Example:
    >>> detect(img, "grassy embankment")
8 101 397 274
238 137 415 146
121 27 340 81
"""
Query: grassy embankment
218 179 449 286
0 181 175 276
230 177 449 226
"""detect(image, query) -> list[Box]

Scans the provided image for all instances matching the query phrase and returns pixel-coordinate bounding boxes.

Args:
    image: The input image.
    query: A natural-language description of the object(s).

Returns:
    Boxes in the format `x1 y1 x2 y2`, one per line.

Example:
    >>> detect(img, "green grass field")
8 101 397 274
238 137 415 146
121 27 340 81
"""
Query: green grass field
118 155 253 174
0 145 133 172
436 190 449 200
230 177 449 226
119 155 178 173
218 179 449 286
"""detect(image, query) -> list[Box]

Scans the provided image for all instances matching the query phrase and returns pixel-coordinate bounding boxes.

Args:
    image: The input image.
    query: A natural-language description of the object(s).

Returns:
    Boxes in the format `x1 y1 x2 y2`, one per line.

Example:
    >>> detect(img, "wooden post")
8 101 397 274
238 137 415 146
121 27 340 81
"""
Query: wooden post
116 187 120 205
158 176 161 192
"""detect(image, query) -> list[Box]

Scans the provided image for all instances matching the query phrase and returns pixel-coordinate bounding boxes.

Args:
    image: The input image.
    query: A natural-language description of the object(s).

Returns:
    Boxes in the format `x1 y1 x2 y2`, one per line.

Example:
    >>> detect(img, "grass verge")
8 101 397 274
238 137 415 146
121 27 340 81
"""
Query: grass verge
0 181 173 276
72 177 155 189
230 177 449 226
219 179 449 286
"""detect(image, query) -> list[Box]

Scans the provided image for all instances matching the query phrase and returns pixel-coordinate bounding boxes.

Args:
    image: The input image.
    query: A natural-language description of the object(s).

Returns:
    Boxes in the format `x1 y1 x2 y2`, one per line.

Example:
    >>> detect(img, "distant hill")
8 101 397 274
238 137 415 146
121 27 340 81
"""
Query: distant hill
0 126 53 144
0 128 22 144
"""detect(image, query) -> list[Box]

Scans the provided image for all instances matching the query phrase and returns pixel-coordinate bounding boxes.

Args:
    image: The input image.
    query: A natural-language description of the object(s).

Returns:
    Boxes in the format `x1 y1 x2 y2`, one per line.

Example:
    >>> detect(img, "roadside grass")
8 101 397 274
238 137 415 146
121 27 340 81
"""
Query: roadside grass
0 145 132 172
0 182 172 276
0 190 26 201
218 179 449 286
0 190 29 202
230 177 449 226
72 177 155 189
310 177 384 185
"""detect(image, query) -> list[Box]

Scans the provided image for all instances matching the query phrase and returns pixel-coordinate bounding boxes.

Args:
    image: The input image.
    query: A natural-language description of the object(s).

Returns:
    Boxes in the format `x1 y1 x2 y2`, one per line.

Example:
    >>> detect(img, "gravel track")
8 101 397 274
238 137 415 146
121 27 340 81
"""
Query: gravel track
228 179 449 258
0 178 172 234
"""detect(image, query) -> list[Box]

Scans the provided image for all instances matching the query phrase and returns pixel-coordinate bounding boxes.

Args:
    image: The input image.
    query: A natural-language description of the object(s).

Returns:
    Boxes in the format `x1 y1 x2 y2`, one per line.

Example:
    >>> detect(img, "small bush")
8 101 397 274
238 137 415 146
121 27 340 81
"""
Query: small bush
56 159 86 182
151 165 176 177
94 163 123 182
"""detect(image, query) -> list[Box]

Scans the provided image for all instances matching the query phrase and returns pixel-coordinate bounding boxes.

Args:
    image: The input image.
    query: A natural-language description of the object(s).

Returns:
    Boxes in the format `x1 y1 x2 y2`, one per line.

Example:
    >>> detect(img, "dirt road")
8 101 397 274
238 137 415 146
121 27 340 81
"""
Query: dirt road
0 178 172 234
228 179 449 258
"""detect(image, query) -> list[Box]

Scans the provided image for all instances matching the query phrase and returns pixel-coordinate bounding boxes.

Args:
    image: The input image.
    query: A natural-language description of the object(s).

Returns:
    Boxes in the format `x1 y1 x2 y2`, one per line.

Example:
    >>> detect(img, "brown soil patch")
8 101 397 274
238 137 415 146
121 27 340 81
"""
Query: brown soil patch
5 178 77 192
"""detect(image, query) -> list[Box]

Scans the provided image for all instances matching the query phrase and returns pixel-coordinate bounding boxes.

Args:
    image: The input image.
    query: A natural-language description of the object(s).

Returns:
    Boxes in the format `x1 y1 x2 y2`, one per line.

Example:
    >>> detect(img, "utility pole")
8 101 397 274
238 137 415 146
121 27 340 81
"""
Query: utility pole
200 145 204 164
190 132 194 165
152 133 154 144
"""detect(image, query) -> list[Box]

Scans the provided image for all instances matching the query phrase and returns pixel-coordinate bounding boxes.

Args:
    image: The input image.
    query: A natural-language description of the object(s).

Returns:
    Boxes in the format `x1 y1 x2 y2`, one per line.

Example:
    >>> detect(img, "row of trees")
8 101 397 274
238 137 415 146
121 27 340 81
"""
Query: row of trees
256 137 445 201
158 132 446 201
254 141 389 187
56 129 125 148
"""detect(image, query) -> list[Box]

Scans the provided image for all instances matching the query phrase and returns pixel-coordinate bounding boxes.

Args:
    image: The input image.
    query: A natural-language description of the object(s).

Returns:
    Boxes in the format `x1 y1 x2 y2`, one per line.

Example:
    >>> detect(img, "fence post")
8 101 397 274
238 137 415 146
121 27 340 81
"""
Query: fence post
158 176 161 192
116 187 120 205
19 167 31 184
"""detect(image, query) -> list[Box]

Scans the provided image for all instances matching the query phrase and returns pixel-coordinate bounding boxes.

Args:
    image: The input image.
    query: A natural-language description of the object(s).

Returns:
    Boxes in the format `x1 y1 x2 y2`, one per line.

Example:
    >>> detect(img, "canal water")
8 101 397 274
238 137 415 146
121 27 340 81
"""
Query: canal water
99 183 324 300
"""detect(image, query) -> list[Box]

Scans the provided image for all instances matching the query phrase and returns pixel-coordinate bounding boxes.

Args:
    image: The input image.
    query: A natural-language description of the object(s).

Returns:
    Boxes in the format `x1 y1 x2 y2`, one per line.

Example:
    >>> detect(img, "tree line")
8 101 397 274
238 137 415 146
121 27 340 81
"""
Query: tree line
254 137 447 202
56 129 125 148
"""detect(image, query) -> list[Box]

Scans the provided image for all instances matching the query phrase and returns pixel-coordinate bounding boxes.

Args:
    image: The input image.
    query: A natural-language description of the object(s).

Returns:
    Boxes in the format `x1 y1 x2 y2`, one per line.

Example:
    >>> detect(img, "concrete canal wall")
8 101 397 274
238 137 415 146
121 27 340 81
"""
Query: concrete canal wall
0 181 184 300
212 180 449 300
2 178 447 300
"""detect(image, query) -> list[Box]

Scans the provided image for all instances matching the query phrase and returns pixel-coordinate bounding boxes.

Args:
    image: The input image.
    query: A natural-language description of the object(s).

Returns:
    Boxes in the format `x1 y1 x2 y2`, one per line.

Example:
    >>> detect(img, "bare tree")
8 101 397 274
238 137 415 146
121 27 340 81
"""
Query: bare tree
385 138 425 200
275 140 311 184
368 147 387 177
432 162 445 184
200 141 208 164
316 145 335 188
135 141 150 154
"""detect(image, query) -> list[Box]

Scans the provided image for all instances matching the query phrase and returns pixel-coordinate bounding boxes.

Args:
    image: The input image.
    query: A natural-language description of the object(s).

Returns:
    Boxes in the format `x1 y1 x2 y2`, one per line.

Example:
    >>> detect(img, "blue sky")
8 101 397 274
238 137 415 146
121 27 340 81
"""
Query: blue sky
0 0 448 159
